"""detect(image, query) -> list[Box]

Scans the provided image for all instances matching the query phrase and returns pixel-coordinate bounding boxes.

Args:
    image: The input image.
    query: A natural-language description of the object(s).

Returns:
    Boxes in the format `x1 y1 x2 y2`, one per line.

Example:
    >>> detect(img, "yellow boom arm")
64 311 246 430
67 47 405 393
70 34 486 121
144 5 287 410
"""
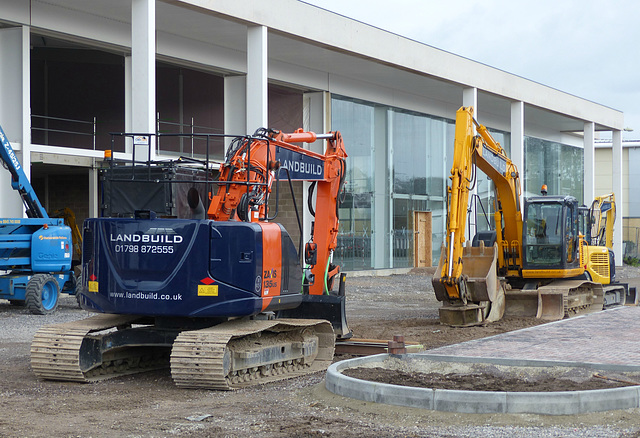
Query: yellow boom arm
439 107 523 300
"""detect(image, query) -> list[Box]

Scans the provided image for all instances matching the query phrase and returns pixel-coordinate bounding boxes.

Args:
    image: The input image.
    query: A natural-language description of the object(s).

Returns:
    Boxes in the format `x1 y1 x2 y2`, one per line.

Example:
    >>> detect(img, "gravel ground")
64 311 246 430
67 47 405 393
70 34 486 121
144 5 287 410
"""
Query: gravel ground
0 267 639 437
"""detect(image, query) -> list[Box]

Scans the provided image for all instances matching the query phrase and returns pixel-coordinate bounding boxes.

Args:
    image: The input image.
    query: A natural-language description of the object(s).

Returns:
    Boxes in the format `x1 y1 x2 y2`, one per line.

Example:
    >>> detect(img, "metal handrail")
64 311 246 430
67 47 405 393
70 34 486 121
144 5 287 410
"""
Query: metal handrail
156 115 224 157
31 114 94 125
31 114 97 150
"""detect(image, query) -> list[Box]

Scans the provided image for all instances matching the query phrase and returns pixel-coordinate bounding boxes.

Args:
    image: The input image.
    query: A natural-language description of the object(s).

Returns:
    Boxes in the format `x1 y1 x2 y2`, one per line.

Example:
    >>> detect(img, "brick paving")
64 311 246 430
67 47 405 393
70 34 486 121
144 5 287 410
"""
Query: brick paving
426 306 640 366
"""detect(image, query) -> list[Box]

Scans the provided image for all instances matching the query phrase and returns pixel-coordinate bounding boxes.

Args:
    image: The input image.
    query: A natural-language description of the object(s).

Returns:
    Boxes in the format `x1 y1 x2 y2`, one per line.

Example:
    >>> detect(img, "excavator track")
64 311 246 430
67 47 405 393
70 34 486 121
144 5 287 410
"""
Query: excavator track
30 314 170 382
31 315 159 382
31 315 335 389
171 318 335 390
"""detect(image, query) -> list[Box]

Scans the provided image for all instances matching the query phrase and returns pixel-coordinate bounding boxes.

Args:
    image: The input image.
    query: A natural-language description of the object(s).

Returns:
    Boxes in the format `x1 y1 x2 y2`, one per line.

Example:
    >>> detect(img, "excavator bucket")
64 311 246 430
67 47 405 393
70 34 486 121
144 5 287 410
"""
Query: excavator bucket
432 242 505 326
503 289 539 317
536 291 565 320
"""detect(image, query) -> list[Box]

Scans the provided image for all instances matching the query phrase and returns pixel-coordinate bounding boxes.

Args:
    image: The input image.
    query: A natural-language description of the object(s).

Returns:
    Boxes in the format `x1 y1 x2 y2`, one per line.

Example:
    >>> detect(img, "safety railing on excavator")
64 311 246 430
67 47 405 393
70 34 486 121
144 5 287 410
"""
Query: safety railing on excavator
101 131 312 259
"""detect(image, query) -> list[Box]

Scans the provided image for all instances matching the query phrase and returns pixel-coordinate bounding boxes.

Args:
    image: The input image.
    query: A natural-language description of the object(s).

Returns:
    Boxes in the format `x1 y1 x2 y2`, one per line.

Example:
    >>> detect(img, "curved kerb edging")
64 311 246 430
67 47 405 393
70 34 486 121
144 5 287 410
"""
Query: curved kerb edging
325 354 640 415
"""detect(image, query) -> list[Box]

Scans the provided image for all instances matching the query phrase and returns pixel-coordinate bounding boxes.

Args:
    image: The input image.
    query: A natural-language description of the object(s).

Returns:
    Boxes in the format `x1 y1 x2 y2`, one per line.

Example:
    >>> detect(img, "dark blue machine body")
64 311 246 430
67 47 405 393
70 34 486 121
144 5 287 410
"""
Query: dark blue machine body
79 217 303 318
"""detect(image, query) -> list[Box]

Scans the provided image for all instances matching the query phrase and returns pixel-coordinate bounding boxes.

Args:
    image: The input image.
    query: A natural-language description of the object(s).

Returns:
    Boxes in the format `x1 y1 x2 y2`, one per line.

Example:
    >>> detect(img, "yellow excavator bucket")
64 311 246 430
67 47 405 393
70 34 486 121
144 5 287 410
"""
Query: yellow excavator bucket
432 241 505 326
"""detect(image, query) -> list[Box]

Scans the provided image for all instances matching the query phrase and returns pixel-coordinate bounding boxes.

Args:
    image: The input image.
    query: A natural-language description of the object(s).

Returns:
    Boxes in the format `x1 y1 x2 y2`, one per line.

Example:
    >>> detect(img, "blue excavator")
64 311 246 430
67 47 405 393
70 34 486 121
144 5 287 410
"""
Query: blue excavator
31 128 350 389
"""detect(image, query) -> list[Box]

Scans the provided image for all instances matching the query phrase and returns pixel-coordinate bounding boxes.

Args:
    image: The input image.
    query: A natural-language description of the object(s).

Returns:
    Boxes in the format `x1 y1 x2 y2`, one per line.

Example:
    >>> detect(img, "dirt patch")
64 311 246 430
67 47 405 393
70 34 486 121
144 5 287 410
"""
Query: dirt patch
0 267 640 437
342 367 635 392
347 316 546 352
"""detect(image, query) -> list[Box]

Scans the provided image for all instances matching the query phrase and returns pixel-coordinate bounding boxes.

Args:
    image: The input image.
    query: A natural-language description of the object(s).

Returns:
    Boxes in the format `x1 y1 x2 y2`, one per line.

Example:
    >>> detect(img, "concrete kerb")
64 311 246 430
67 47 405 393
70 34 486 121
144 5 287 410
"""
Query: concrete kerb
325 353 640 415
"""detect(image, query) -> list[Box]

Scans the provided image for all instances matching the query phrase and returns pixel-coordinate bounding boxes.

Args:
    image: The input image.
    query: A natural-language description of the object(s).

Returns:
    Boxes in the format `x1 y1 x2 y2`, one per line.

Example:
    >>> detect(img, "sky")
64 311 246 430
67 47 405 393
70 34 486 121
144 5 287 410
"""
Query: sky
302 0 639 140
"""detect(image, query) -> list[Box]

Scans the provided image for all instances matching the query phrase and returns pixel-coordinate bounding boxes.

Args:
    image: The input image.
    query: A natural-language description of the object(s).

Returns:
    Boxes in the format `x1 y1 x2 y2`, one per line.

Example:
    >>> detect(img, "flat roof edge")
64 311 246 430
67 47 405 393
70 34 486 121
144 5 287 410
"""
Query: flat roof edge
178 0 623 129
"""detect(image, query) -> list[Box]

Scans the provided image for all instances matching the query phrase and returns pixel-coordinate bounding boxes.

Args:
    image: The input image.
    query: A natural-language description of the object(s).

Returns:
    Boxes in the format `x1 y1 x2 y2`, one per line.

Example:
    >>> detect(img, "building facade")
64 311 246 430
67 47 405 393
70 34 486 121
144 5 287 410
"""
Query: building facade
0 0 626 269
595 140 640 259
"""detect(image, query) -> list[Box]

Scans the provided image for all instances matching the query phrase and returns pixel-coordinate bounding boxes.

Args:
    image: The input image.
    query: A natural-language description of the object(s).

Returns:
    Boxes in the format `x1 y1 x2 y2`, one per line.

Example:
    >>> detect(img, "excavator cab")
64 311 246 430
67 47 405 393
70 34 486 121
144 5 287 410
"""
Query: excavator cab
522 196 580 273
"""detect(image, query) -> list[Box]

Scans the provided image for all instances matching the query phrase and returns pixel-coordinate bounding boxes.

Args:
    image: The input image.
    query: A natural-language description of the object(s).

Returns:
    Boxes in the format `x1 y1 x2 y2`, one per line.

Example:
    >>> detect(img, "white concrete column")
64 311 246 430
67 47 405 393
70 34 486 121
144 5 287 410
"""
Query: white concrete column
20 26 30 185
511 101 525 209
584 121 595 204
463 88 477 114
124 55 133 153
0 26 30 218
224 75 247 150
462 87 478 241
89 166 99 218
303 91 330 137
246 25 268 134
131 0 156 160
612 129 623 265
302 91 331 250
373 107 389 268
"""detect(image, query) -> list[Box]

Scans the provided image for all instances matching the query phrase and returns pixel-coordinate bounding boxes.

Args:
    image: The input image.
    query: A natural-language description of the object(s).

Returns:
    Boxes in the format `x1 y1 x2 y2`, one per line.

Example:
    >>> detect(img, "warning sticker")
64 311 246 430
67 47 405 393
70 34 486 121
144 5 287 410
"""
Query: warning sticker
88 281 99 293
198 285 218 297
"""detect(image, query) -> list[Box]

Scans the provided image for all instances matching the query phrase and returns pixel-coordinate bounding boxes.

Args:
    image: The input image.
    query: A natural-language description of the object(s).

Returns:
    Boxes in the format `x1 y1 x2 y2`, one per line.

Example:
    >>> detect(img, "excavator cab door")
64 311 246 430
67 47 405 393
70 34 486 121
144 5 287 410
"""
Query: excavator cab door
578 206 590 241
522 196 580 272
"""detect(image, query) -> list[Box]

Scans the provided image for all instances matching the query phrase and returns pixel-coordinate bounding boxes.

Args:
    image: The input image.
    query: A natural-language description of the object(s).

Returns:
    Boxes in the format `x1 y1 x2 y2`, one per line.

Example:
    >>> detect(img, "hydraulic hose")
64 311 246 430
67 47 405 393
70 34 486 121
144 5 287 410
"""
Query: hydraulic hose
324 259 330 295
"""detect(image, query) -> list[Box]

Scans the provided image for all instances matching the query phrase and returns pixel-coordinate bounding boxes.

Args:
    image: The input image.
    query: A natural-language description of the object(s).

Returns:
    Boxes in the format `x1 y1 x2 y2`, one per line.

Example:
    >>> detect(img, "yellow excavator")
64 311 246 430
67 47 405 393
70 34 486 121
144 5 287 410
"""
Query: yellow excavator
432 106 628 326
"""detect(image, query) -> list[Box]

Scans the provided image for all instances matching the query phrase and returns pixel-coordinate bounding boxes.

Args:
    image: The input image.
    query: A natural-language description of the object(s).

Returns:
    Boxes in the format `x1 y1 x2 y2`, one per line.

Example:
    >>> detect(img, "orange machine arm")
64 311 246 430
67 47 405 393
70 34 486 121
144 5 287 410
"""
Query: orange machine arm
208 128 347 296
439 107 523 299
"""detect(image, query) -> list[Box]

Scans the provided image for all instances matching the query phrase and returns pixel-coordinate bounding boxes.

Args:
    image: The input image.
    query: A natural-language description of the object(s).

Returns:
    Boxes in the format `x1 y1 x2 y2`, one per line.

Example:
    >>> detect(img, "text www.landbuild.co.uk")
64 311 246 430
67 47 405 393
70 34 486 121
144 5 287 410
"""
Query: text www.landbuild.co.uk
109 291 183 301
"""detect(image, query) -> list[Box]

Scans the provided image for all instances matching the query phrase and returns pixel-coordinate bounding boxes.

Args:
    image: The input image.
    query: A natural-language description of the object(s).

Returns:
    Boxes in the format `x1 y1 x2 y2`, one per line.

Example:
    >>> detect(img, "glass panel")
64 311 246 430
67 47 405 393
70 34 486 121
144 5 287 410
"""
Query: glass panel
332 98 456 270
438 120 456 265
332 98 374 271
524 137 584 203
390 111 455 268
392 112 427 195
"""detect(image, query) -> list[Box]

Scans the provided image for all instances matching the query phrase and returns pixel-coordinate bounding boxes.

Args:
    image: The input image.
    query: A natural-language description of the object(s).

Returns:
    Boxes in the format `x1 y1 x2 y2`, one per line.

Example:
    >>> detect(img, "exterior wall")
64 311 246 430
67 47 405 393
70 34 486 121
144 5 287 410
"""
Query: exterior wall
595 147 614 195
595 146 631 217
0 0 627 269
595 145 637 258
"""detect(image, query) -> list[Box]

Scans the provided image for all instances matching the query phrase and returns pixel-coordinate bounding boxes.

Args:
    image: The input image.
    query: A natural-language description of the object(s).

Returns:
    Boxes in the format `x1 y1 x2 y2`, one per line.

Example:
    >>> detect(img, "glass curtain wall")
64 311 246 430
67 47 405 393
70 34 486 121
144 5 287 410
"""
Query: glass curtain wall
390 110 452 266
331 98 375 270
524 137 584 203
331 96 454 270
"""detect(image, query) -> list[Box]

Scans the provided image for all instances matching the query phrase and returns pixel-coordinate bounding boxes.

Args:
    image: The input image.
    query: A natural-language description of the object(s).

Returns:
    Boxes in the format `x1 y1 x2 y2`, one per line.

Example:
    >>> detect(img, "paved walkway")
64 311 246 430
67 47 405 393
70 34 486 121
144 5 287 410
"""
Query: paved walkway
425 306 640 367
